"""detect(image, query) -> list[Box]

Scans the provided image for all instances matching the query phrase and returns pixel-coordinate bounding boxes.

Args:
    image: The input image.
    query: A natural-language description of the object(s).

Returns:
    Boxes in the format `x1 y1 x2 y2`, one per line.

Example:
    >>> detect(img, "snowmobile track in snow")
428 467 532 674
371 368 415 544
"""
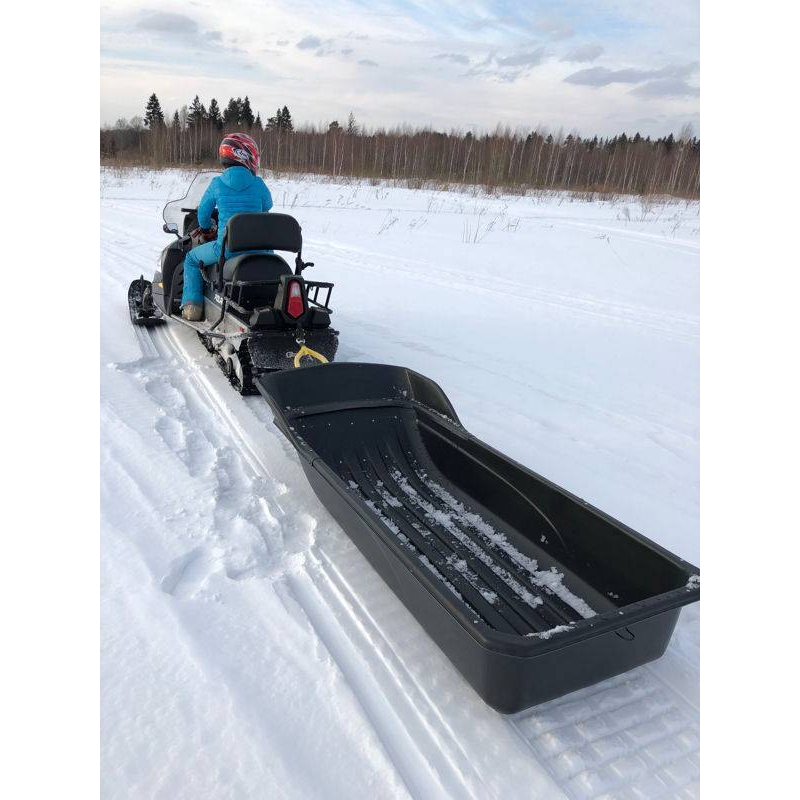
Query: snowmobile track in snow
130 319 699 800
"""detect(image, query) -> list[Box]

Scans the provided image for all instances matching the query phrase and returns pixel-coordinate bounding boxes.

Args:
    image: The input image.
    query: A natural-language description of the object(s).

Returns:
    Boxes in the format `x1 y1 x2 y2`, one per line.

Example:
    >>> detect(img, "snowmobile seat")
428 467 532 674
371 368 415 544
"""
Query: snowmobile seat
212 212 304 307
222 253 292 283
217 253 292 309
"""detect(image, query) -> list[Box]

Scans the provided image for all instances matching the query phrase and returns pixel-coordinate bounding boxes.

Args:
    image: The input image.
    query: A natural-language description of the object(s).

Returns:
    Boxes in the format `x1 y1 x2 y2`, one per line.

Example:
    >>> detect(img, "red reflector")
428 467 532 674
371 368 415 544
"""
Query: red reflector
286 280 304 319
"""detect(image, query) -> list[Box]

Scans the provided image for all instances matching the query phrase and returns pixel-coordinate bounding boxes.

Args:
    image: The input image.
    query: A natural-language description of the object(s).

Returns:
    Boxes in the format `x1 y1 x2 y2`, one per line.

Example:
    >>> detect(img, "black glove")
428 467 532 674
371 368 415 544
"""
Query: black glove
189 226 216 244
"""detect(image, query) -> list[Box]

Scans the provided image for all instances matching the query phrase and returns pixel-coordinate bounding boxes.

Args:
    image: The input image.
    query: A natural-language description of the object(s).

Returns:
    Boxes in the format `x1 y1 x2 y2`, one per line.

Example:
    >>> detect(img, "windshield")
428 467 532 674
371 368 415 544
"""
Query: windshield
162 171 221 231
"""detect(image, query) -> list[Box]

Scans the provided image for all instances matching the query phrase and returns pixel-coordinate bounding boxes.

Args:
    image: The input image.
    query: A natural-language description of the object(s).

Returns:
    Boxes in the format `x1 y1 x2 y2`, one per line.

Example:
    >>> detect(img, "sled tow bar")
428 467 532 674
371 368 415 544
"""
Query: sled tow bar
293 327 329 368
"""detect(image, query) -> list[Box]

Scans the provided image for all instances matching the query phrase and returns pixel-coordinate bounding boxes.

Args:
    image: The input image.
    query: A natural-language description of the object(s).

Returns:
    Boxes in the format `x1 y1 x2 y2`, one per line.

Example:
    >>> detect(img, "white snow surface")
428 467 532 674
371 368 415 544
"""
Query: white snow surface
101 169 700 799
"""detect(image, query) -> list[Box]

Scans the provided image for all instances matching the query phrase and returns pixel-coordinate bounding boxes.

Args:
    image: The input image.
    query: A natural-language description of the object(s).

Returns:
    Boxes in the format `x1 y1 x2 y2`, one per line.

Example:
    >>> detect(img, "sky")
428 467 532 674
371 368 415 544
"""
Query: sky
100 0 699 138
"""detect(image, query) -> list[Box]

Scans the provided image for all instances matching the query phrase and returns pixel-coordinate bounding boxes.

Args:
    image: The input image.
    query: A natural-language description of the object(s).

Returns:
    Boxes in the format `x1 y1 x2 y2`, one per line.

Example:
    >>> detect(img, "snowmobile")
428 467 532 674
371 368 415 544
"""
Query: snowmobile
128 171 338 392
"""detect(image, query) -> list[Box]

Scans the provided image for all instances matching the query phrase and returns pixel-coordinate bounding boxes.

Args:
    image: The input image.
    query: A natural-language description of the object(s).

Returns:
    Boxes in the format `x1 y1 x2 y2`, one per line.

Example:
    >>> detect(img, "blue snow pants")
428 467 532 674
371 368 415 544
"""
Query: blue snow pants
181 241 219 307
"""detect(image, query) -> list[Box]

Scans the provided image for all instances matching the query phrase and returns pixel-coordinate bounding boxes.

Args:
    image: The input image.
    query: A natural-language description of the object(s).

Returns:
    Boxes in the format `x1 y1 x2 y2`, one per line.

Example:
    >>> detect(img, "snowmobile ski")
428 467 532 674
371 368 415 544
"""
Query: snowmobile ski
128 276 165 327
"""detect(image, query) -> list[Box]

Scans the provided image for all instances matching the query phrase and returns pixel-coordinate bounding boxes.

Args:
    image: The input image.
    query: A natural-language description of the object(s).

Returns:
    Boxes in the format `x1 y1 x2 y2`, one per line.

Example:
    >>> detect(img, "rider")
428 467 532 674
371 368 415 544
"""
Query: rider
181 133 273 321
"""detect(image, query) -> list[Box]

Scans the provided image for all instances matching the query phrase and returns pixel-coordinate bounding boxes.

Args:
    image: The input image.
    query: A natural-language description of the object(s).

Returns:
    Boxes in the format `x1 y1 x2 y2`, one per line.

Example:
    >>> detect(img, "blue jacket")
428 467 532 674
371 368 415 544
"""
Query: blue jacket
197 166 273 250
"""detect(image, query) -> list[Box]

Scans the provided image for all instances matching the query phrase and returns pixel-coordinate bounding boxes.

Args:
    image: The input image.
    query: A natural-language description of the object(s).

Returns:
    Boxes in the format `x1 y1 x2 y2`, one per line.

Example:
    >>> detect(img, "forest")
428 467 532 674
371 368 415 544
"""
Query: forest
100 92 700 198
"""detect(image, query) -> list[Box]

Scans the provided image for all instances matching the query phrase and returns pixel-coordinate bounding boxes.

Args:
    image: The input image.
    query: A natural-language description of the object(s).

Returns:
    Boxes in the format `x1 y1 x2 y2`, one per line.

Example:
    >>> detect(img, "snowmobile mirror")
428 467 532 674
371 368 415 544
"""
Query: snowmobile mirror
162 222 179 236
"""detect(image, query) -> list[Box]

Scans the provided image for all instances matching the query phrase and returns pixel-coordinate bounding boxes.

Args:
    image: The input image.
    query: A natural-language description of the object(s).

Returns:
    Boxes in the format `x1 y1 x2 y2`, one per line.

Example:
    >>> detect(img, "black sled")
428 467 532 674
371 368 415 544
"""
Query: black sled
256 363 700 713
128 172 338 392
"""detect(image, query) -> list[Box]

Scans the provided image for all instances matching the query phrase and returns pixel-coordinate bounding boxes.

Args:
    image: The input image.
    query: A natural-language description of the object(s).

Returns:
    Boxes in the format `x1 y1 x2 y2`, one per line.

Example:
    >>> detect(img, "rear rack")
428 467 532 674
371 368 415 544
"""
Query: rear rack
222 278 279 310
220 278 334 316
304 281 334 312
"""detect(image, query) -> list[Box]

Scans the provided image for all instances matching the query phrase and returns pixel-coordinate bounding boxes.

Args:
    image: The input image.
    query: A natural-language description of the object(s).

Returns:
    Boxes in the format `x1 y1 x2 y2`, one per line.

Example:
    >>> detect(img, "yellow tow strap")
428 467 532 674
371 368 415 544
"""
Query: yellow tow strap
293 344 329 368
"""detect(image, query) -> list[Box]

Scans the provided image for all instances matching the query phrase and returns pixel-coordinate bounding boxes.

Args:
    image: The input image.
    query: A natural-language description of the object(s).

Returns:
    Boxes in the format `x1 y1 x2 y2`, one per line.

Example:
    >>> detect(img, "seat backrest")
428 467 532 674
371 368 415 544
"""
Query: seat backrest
226 212 302 253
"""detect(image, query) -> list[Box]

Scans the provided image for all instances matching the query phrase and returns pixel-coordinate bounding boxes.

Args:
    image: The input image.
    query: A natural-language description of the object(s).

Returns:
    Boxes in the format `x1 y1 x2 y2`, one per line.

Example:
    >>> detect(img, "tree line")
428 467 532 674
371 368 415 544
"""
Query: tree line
100 93 700 198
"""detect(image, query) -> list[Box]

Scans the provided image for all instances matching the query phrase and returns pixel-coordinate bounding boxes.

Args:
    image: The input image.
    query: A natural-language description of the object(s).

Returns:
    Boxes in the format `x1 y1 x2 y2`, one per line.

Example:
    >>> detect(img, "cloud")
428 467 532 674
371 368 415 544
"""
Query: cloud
464 12 572 41
565 62 698 87
631 78 699 98
565 67 641 86
206 30 222 42
296 35 322 50
462 46 546 82
435 52 470 65
561 44 603 63
496 47 545 68
358 59 379 67
341 47 353 56
137 12 198 34
532 17 574 41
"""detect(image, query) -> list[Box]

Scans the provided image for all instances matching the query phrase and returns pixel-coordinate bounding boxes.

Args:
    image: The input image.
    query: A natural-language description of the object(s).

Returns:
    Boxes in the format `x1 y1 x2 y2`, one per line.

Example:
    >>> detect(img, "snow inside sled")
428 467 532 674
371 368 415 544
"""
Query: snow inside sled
256 363 700 713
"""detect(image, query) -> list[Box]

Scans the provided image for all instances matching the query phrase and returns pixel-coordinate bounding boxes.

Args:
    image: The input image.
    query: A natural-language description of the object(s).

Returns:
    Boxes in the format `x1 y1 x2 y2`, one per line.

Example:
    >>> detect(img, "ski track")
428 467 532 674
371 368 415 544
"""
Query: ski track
101 170 699 799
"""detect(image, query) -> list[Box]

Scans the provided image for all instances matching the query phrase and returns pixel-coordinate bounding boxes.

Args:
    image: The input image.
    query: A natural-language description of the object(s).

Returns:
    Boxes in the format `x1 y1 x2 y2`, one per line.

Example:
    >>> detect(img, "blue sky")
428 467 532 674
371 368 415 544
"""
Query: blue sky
100 0 699 137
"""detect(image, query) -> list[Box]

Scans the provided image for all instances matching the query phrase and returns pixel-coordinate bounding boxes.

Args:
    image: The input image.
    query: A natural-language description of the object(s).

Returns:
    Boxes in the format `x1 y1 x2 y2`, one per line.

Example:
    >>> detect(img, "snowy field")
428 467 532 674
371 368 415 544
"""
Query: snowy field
100 168 700 799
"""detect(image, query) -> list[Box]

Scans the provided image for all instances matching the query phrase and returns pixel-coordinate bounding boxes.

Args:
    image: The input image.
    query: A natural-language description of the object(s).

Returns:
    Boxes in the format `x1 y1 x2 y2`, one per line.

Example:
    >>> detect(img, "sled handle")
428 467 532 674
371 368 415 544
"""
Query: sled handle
293 345 329 368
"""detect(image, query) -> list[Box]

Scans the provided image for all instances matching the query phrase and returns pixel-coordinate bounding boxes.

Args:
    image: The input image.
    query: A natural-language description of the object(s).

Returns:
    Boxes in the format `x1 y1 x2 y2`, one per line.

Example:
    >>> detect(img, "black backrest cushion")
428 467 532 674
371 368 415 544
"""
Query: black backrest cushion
226 212 303 253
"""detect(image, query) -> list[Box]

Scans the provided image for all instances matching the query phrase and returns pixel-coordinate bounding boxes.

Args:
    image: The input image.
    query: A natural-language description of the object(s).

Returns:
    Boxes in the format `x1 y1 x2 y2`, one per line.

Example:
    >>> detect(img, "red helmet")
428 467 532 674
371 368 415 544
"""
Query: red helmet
219 132 260 174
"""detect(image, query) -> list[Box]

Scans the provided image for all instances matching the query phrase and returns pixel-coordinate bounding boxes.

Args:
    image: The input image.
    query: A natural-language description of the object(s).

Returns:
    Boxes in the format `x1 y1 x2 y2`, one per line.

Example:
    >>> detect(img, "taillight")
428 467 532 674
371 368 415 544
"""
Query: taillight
285 280 304 319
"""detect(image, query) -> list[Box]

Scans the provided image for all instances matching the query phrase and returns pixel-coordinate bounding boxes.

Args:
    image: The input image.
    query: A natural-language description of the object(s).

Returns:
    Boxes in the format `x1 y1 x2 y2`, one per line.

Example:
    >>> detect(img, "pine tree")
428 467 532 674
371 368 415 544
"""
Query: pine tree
172 110 181 130
187 95 206 129
346 111 358 135
207 98 222 130
253 112 263 131
266 108 282 131
223 97 242 126
328 120 340 133
240 96 255 128
280 106 293 132
144 93 165 128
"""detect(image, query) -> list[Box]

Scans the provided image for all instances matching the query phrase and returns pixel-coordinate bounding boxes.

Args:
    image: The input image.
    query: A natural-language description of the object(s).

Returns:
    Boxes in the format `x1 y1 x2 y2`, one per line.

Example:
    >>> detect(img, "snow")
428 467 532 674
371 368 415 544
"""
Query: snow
404 468 597 620
101 168 699 799
527 624 575 640
381 466 592 620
